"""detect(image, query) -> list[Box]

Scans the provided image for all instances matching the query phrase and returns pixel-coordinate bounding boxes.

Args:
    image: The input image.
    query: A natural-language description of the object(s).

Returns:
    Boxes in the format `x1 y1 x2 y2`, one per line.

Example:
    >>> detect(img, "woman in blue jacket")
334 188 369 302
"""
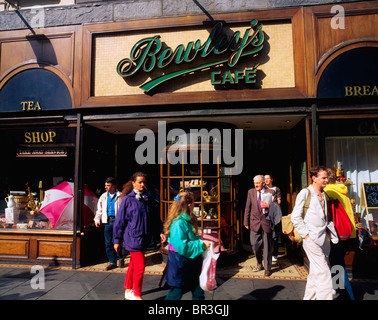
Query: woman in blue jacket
113 172 162 300
164 191 211 300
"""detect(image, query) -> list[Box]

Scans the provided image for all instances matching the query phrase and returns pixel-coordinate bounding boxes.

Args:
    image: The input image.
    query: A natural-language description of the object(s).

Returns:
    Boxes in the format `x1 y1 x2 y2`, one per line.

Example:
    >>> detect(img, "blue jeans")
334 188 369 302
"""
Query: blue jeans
104 218 122 264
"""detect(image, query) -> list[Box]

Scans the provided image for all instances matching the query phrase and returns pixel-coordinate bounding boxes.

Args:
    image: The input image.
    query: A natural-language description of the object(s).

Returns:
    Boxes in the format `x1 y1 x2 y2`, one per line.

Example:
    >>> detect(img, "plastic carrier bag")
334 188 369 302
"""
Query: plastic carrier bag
199 242 220 291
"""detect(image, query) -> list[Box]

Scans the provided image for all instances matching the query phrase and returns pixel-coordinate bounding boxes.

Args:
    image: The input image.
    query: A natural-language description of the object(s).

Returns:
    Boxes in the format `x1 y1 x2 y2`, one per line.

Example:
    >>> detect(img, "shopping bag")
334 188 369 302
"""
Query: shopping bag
199 242 220 291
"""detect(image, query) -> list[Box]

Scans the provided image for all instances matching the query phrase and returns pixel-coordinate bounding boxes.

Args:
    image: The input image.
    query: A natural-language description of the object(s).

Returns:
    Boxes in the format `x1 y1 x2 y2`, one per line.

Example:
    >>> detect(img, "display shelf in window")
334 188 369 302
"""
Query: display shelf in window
160 144 239 253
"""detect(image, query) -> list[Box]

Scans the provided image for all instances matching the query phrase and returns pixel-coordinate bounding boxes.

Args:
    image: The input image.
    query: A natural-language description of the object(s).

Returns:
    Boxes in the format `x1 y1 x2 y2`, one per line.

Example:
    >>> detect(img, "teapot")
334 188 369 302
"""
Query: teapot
5 195 16 208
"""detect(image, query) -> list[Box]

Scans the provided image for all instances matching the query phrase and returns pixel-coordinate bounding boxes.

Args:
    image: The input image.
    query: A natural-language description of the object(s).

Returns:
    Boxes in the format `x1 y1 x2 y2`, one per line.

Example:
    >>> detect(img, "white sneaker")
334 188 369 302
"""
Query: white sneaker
125 290 142 300
124 290 133 300
272 256 277 262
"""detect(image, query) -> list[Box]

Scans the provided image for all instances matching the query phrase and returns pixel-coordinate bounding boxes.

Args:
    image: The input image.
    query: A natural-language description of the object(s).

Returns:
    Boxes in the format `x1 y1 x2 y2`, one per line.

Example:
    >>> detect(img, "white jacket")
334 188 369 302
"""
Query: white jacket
291 185 338 247
94 191 122 224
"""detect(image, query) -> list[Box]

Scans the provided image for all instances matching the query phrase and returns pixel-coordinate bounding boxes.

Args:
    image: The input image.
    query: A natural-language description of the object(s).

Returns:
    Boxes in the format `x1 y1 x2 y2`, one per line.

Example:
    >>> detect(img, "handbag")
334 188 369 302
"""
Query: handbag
327 197 352 241
282 188 311 244
353 211 375 250
357 226 374 250
199 242 220 291
281 215 302 243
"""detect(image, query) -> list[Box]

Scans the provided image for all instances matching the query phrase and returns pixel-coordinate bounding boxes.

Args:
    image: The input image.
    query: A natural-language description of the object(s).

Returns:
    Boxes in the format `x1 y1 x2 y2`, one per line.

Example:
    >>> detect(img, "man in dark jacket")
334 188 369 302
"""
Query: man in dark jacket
244 175 275 276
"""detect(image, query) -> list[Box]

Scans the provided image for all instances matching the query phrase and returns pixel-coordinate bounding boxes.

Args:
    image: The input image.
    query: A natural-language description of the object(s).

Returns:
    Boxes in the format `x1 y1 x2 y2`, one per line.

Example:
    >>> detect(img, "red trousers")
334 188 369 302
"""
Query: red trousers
124 251 145 297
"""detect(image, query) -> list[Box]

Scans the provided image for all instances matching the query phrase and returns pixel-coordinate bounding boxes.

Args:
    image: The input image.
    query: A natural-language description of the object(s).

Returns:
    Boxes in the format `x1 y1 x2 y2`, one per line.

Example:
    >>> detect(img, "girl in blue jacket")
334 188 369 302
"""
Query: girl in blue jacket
164 191 211 300
113 172 162 300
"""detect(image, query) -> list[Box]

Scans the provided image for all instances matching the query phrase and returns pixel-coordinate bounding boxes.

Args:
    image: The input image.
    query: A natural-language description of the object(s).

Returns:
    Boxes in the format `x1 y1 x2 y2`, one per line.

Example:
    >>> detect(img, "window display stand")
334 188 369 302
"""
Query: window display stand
160 145 239 253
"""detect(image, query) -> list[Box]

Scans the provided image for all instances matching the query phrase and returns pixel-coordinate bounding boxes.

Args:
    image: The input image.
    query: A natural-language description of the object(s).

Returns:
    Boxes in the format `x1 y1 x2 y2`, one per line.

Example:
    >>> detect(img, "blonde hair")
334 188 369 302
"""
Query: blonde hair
163 191 198 238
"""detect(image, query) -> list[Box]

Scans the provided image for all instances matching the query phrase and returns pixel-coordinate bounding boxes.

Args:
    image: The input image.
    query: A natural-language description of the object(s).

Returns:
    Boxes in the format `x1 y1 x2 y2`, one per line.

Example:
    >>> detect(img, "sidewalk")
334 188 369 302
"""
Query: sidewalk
0 262 377 300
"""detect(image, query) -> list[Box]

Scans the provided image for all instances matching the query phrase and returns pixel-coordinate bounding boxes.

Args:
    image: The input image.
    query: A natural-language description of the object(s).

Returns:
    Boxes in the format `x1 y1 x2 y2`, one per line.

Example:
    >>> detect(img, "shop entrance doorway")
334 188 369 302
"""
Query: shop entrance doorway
83 114 308 259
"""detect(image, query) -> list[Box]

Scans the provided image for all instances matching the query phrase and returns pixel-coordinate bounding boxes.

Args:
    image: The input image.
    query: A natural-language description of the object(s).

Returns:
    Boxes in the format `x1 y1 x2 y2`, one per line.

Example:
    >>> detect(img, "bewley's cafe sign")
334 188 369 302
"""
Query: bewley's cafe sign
116 19 264 93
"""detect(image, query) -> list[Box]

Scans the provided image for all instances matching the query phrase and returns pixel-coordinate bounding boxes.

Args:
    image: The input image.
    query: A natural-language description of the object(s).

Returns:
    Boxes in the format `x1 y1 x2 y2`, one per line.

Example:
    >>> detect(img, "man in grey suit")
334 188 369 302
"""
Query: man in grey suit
244 175 275 276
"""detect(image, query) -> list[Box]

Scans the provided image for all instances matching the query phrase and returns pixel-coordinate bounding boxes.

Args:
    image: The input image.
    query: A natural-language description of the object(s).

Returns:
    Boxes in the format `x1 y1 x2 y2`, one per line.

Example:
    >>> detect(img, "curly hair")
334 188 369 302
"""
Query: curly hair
326 168 337 184
163 191 198 238
309 165 327 179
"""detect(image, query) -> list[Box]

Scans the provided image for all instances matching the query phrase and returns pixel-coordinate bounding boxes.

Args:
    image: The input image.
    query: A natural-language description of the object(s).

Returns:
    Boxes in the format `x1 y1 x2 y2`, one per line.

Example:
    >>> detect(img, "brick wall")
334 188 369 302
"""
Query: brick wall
0 0 367 31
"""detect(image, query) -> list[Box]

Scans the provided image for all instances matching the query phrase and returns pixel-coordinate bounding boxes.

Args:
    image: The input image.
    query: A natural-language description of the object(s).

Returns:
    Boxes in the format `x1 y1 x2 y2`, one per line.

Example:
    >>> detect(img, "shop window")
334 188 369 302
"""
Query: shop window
325 136 378 228
0 127 81 231
160 147 239 253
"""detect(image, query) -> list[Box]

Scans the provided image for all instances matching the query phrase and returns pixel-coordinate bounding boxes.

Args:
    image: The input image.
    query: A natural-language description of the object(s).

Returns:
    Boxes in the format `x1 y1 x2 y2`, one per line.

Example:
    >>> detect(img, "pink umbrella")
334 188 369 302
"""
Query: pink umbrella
39 181 98 230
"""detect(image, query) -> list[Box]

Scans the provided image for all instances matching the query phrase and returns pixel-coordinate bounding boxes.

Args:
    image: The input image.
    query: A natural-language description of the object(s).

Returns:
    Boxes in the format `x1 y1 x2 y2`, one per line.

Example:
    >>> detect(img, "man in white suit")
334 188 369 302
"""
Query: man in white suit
291 166 339 300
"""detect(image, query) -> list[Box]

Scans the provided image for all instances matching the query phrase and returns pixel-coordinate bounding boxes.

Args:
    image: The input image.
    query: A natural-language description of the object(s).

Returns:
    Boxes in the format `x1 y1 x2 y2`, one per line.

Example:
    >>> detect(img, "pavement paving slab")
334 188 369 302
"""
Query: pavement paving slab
0 250 377 301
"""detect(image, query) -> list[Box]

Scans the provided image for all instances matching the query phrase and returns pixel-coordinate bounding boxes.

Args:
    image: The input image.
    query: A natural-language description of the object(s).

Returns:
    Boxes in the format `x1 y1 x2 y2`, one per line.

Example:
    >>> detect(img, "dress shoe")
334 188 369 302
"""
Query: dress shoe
255 264 264 272
119 259 125 268
264 269 272 277
105 263 117 271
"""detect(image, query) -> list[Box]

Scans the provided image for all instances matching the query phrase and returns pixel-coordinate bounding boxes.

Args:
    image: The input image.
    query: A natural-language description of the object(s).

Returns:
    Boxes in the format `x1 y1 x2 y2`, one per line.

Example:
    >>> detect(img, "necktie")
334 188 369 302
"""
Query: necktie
258 191 261 211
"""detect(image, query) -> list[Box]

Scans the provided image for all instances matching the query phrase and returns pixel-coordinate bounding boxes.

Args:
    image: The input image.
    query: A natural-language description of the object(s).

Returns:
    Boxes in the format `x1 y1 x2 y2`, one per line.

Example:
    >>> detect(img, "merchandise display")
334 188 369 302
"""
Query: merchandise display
161 146 238 253
0 185 52 230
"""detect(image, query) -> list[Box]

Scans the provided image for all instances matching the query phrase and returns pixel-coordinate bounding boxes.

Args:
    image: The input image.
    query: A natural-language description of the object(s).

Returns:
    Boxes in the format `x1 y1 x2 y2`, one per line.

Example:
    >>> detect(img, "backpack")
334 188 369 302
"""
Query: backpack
326 196 352 241
282 188 311 244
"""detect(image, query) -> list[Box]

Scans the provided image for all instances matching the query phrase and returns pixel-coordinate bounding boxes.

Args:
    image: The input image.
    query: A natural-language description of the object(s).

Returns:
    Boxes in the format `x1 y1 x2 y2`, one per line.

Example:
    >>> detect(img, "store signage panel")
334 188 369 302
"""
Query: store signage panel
18 128 75 145
357 121 378 135
8 127 74 158
320 118 378 137
3 128 75 149
317 47 378 99
16 148 67 158
0 68 72 113
117 20 264 93
93 21 295 96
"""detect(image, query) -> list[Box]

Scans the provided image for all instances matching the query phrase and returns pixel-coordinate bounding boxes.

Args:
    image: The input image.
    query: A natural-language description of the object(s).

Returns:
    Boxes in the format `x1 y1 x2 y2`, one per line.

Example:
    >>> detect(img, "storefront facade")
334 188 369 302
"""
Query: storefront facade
0 0 377 272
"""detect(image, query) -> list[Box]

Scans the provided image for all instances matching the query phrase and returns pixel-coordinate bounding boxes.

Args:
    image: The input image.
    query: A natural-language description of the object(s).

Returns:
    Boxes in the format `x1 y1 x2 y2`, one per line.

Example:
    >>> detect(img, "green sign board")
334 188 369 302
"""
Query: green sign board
117 19 264 93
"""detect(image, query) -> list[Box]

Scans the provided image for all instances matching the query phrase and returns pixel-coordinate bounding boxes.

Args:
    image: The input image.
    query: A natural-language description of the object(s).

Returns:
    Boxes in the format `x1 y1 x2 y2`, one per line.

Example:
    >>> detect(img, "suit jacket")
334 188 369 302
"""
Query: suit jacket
244 188 275 233
291 185 338 247
266 202 282 227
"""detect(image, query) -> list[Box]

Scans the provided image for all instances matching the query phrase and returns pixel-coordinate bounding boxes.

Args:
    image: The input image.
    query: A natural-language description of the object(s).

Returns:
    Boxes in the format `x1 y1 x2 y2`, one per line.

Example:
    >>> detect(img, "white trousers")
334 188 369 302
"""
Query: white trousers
302 236 333 300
